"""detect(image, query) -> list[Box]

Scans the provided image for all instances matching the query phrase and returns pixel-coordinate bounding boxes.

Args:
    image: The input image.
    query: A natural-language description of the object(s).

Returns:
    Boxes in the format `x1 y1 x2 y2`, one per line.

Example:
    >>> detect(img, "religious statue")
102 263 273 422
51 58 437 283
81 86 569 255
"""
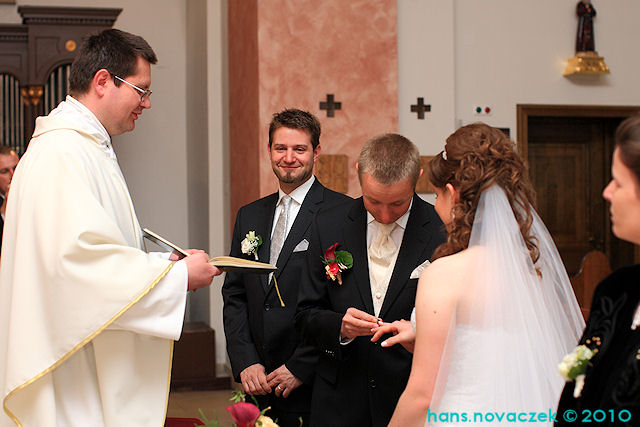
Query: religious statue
563 0 609 76
576 0 596 52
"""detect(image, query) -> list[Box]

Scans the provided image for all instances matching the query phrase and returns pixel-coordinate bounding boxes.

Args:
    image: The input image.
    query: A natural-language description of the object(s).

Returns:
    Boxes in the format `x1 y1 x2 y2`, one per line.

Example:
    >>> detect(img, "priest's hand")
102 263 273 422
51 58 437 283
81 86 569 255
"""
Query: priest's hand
266 364 302 398
340 307 380 340
240 363 271 395
184 251 221 291
371 319 415 353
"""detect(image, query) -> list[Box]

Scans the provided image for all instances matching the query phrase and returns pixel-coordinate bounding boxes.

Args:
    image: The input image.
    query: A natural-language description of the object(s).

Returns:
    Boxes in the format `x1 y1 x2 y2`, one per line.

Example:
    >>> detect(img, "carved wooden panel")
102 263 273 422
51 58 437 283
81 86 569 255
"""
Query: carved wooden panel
415 155 435 193
0 26 27 81
315 154 348 194
0 6 121 150
19 6 121 84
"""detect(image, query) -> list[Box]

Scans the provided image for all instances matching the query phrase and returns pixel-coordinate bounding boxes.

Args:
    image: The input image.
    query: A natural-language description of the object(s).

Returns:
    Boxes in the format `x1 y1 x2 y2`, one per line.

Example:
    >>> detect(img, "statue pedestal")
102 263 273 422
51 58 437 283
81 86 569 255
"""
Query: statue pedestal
563 51 610 76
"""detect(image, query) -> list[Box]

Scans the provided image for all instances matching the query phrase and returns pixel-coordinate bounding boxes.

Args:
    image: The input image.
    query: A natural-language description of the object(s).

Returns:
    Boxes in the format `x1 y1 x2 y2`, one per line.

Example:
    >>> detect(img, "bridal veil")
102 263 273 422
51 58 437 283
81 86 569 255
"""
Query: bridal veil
429 185 585 424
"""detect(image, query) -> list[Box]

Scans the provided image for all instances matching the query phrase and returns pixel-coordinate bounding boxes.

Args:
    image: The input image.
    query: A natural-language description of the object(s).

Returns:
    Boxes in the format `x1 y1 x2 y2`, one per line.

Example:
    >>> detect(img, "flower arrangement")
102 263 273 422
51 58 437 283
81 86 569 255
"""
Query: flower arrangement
558 344 595 398
241 231 262 260
321 243 353 285
198 391 279 427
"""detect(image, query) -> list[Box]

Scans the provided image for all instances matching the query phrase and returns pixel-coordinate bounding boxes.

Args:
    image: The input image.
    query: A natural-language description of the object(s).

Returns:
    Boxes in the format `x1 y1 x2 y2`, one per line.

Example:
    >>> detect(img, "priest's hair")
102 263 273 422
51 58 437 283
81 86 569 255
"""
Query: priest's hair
69 28 158 96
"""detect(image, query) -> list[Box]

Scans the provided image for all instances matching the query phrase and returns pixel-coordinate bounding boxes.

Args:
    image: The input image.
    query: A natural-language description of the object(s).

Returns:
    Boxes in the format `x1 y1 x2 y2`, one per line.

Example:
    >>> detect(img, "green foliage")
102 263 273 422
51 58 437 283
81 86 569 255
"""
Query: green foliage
335 250 353 268
198 408 221 427
229 390 246 404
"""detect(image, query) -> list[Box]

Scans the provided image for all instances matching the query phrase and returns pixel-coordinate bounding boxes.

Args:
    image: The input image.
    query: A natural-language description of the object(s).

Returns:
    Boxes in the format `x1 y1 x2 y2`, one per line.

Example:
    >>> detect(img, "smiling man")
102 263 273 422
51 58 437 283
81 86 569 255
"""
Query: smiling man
0 29 220 426
296 133 446 427
223 109 351 426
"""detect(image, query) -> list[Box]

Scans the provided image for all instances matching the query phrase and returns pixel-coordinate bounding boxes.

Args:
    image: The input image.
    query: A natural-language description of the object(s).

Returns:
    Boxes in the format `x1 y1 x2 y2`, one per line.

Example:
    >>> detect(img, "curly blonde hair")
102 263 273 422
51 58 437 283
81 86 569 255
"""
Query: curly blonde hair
428 123 539 265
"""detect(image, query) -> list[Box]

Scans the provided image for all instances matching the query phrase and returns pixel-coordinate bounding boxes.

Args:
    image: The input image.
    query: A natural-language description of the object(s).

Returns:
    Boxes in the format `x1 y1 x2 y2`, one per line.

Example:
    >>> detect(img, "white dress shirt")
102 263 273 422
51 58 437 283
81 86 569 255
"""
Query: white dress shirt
366 198 413 316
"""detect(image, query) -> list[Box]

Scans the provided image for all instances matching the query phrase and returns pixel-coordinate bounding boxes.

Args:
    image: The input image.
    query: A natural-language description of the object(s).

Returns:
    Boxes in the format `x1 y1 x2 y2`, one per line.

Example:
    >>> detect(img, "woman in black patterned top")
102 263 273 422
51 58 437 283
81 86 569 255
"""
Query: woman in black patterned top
556 115 640 426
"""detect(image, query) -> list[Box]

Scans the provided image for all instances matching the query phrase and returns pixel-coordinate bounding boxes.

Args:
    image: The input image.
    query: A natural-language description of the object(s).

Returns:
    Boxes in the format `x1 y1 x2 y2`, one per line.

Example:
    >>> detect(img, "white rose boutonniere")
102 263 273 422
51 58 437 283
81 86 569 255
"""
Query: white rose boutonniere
241 231 262 260
558 344 596 398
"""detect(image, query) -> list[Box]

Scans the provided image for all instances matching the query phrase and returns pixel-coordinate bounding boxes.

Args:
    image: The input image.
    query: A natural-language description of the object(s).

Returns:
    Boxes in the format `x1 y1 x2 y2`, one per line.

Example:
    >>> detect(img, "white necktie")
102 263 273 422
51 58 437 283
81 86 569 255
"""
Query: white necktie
369 222 397 316
270 195 292 266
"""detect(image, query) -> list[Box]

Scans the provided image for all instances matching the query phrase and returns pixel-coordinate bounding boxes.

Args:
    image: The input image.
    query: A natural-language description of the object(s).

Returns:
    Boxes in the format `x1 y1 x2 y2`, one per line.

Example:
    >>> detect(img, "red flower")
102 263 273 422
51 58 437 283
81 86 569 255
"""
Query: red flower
324 243 338 262
322 243 353 285
326 262 340 276
225 402 260 427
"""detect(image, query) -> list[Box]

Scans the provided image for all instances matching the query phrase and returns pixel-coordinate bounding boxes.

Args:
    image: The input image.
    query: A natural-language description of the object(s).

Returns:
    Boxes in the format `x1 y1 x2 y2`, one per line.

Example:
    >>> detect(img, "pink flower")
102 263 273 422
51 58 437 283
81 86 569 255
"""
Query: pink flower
225 402 260 427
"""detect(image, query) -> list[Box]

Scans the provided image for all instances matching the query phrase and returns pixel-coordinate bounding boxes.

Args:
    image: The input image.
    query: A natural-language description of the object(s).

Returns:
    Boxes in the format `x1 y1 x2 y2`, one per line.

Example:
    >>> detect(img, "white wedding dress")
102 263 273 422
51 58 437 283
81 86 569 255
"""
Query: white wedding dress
421 186 585 426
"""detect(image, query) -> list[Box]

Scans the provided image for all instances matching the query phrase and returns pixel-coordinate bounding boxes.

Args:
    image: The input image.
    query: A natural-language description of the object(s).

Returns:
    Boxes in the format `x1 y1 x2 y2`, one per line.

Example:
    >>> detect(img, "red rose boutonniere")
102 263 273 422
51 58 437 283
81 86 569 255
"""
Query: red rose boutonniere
322 243 353 285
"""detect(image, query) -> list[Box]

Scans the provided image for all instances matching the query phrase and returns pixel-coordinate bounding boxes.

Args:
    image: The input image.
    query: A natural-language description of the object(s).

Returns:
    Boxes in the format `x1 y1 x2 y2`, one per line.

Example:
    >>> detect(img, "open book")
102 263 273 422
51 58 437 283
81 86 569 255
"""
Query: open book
207 255 277 273
142 228 276 274
142 228 190 257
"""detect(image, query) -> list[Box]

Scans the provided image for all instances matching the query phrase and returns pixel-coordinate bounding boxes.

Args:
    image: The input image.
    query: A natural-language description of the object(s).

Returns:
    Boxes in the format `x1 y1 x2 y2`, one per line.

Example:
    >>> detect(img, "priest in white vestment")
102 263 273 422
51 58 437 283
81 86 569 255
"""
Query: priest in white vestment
0 29 221 427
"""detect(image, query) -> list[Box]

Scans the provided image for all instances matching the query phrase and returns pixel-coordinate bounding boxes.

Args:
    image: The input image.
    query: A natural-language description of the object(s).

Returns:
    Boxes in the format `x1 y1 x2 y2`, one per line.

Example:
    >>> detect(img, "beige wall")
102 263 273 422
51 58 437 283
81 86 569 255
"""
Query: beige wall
399 0 640 160
256 0 398 200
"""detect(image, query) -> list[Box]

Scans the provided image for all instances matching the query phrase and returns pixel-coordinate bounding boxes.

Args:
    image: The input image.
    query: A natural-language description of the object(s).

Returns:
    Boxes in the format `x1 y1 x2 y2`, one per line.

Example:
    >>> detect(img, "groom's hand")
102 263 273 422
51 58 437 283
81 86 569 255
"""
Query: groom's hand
266 365 302 398
340 307 380 340
240 363 271 395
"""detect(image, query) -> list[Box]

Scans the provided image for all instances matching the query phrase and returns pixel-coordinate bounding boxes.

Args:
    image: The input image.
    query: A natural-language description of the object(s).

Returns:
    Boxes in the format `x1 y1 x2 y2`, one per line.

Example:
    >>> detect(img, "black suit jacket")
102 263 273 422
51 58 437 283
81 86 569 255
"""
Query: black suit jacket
295 195 446 427
556 265 640 426
222 178 351 413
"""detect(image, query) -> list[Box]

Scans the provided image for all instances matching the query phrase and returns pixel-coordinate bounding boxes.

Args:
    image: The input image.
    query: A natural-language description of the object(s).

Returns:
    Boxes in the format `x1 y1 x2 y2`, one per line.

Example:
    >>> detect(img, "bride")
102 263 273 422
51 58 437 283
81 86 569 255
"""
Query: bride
378 124 585 426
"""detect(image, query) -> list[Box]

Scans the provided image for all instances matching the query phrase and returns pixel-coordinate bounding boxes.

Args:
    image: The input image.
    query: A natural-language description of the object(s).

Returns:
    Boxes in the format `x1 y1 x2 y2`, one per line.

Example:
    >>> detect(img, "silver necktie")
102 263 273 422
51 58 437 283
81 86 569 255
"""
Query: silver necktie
270 195 292 265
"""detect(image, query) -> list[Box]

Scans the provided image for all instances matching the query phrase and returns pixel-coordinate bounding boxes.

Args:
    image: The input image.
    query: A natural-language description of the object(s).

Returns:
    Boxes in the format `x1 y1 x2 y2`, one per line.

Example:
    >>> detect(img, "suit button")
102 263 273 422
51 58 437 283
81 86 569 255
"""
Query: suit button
264 304 271 311
369 379 376 388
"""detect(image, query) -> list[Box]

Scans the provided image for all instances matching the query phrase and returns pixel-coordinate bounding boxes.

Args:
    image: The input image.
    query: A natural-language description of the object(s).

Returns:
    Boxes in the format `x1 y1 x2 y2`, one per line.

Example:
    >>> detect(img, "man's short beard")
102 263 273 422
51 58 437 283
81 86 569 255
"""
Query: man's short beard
274 167 312 186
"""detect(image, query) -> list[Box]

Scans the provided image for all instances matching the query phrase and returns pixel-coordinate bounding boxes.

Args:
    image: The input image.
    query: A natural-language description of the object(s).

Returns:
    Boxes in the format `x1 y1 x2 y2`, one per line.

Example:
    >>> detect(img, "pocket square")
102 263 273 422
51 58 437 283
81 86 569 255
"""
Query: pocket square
410 259 431 279
293 239 309 253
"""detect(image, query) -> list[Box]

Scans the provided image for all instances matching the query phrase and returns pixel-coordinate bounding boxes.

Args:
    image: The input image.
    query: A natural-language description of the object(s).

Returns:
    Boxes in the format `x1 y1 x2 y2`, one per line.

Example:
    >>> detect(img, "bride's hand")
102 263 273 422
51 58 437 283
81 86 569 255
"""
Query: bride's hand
371 320 415 353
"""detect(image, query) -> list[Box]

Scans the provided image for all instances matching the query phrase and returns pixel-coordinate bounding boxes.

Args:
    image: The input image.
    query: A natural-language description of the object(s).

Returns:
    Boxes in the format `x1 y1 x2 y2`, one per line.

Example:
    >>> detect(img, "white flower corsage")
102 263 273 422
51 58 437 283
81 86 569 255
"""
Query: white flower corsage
240 231 262 260
558 344 595 398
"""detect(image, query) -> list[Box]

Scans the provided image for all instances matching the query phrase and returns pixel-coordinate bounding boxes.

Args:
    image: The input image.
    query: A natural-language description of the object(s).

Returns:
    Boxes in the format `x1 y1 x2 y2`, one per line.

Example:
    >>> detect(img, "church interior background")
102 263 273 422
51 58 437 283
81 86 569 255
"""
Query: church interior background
1 0 639 395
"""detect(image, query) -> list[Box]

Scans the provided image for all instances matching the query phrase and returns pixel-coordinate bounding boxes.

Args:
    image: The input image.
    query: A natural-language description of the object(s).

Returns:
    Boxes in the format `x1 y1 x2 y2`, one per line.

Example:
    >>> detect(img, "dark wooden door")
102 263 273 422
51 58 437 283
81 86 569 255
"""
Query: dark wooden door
519 106 638 275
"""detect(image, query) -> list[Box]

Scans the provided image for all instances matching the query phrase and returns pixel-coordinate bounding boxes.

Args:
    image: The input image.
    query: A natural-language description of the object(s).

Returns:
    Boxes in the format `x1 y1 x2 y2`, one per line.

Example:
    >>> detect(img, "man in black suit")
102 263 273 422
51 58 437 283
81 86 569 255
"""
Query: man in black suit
296 133 446 427
0 146 19 254
222 109 351 426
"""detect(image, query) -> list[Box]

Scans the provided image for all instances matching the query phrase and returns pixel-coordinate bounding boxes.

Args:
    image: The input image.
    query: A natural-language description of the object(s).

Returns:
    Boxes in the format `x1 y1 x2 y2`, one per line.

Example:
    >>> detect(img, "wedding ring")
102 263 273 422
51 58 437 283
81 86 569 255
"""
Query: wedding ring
277 385 283 390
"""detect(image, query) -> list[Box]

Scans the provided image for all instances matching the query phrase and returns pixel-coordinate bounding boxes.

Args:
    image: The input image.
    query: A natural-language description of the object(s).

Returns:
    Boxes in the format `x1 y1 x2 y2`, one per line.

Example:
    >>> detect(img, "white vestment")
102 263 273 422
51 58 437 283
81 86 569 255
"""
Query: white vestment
0 97 188 427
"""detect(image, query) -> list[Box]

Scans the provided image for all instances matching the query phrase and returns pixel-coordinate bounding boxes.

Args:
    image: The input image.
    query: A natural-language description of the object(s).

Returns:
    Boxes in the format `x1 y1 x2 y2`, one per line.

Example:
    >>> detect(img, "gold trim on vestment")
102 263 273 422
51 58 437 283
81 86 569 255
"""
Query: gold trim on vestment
3 262 176 426
162 340 175 419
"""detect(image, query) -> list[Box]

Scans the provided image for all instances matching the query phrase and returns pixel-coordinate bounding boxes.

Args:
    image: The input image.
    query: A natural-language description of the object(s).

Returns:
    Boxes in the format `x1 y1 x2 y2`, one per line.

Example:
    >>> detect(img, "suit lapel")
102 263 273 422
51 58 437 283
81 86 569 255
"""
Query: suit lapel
379 195 434 318
272 180 323 279
343 199 374 315
259 193 278 292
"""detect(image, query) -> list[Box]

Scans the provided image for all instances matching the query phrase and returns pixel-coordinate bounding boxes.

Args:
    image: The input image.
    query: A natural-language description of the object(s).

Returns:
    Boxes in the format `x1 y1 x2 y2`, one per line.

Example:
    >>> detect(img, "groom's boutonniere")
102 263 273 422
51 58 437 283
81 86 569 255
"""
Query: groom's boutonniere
322 243 353 285
241 231 262 260
558 343 597 398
